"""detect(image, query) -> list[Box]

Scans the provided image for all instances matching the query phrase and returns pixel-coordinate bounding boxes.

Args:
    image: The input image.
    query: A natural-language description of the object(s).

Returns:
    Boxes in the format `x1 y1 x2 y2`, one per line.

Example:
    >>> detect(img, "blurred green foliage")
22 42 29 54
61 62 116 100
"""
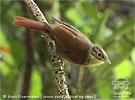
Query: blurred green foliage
0 0 134 100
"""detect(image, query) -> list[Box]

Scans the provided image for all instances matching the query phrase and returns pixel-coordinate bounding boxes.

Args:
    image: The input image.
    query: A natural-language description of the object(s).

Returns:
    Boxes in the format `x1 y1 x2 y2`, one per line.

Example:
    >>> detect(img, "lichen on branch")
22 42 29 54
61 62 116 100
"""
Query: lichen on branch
23 0 71 99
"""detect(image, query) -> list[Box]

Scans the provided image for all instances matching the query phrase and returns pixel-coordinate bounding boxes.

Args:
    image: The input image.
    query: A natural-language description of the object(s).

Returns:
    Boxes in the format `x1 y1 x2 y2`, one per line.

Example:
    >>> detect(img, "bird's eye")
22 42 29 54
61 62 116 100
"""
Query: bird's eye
98 53 102 57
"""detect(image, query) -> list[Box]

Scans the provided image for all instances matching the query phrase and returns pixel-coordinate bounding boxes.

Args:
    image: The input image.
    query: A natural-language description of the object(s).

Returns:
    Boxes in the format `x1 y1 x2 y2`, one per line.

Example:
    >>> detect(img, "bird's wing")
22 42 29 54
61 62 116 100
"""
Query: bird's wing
52 22 92 65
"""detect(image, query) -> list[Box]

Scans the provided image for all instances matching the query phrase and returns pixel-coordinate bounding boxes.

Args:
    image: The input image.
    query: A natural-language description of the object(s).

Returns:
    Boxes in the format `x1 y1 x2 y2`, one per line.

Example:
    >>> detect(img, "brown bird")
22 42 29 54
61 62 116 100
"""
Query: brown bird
13 16 111 66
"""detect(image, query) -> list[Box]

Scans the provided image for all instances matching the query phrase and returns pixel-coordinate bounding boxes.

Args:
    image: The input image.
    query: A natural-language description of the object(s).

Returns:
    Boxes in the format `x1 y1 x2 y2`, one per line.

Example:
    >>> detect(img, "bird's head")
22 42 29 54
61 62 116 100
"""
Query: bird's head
87 45 111 66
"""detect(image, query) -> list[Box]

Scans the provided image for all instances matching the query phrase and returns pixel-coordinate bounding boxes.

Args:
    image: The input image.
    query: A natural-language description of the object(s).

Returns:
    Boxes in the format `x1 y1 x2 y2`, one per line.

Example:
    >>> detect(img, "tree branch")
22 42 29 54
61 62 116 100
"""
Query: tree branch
23 0 71 99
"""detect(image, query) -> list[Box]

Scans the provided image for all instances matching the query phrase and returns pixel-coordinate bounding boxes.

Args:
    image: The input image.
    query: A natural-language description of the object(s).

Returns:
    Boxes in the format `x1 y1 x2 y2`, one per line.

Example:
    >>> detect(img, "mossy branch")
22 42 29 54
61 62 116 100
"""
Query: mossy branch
23 0 71 99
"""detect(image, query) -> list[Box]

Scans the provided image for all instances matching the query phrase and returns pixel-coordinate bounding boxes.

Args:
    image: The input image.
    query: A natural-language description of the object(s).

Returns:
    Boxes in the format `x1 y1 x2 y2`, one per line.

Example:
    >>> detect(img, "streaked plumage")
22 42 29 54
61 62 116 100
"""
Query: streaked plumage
13 16 111 66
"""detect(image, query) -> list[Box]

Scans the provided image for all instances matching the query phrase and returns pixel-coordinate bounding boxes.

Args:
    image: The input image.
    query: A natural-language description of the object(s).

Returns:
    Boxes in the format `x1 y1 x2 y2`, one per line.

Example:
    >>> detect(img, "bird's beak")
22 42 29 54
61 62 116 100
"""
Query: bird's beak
104 58 111 64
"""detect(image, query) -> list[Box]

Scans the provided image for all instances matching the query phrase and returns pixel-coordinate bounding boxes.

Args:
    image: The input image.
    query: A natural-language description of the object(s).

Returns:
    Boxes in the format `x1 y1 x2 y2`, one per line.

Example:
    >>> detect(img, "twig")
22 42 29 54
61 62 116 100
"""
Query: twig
23 0 71 99
21 2 34 98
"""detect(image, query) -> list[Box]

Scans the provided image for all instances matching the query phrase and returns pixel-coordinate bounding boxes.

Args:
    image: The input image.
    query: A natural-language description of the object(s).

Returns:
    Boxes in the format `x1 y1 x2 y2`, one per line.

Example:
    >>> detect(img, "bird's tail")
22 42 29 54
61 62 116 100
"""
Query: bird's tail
13 16 46 32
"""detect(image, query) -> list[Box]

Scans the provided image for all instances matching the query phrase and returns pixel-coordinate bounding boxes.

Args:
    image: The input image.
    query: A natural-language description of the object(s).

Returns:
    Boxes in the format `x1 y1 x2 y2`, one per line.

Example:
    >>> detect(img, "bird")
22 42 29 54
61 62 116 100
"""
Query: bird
13 16 111 66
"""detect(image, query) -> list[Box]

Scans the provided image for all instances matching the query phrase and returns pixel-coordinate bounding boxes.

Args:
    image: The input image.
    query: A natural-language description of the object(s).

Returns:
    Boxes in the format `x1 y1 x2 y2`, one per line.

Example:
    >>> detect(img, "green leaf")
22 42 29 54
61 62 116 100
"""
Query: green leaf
0 29 7 45
9 36 26 67
66 8 84 27
81 1 98 20
113 59 133 78
131 48 135 64
65 8 92 37
29 68 42 97
103 18 134 48
94 9 111 42
96 80 111 99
